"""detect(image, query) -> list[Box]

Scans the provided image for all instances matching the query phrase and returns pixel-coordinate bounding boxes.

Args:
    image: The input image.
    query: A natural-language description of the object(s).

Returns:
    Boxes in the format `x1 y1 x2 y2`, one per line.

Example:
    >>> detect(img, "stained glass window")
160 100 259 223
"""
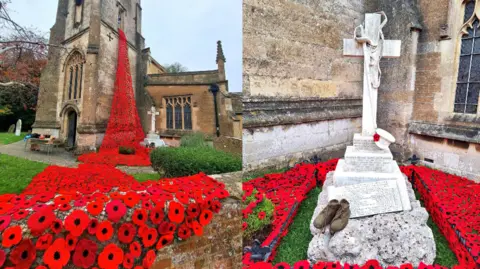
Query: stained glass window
455 0 480 114
73 65 78 99
64 51 84 101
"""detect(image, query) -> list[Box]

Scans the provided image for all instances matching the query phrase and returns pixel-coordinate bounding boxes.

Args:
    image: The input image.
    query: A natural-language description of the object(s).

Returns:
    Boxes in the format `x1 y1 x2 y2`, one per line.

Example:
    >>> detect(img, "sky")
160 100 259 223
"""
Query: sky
6 0 243 92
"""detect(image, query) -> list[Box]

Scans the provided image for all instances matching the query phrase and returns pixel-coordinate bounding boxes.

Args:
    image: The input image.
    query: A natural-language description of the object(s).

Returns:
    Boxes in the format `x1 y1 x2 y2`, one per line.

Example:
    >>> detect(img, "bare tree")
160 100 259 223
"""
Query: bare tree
0 0 66 87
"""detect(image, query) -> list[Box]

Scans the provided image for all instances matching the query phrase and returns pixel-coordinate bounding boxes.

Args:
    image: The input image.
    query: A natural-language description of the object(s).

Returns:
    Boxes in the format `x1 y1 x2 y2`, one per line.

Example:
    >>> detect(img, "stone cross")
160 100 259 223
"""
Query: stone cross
147 106 159 134
343 12 401 136
15 119 22 136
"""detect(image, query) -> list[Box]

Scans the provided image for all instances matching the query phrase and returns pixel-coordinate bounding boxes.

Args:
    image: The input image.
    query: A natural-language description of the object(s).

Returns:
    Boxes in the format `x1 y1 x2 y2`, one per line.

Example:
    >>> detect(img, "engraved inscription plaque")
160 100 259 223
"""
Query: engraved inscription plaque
327 180 403 218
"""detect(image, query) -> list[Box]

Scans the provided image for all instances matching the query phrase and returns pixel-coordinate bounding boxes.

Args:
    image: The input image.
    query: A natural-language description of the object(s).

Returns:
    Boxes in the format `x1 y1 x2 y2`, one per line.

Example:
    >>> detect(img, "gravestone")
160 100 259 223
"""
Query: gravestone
141 106 166 148
308 12 435 267
7 124 15 133
15 119 22 136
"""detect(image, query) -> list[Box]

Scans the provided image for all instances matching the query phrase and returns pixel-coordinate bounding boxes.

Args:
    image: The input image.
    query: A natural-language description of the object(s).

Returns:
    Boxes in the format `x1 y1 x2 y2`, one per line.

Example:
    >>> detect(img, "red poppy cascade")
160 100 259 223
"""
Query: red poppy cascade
77 29 150 167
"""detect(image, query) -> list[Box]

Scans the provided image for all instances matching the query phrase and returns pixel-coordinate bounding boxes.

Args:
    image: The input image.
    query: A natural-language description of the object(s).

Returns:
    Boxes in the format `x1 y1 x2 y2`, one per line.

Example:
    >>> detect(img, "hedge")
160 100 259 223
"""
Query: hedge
150 146 242 177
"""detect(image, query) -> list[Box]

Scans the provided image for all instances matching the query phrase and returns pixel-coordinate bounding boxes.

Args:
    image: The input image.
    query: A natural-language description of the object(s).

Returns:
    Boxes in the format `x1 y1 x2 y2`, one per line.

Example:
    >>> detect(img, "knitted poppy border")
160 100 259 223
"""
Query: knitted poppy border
243 163 480 269
0 164 229 268
242 159 338 266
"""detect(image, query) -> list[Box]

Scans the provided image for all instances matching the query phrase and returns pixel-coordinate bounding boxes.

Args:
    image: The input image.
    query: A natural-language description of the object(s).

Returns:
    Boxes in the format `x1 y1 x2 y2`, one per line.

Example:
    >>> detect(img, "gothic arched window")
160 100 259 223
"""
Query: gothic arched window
64 51 84 101
455 0 480 114
165 96 193 130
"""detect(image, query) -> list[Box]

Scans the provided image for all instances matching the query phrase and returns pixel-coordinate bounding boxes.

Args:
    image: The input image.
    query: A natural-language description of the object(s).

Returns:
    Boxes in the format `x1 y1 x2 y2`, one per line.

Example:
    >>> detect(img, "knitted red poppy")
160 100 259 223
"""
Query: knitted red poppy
64 210 90 236
132 208 147 226
87 219 98 235
98 244 124 269
199 210 213 226
27 208 55 235
35 233 53 250
0 215 11 232
72 239 97 269
96 221 114 242
117 223 136 244
123 192 140 208
50 219 63 234
86 201 103 216
142 249 156 268
12 209 29 221
129 241 141 258
158 221 177 235
9 239 36 269
186 203 200 218
168 201 185 223
2 225 22 248
44 238 70 269
65 234 78 252
149 205 165 225
141 227 157 248
123 252 134 269
177 223 192 240
105 200 127 223
156 234 174 250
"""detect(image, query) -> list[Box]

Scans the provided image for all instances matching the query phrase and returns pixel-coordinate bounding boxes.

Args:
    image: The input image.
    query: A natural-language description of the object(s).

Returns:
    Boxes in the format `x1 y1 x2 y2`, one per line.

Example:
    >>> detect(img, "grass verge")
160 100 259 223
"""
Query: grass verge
0 132 26 145
271 187 458 267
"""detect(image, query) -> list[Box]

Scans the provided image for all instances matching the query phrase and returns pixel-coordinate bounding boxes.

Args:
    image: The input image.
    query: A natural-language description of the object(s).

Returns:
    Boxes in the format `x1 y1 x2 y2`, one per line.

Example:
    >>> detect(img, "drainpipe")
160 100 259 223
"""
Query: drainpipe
209 83 221 137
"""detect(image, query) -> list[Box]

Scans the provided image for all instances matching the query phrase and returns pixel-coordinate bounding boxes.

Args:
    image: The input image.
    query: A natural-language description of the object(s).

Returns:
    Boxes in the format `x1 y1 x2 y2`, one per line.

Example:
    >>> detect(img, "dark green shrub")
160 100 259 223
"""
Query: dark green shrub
119 146 135 155
180 132 207 148
150 146 242 177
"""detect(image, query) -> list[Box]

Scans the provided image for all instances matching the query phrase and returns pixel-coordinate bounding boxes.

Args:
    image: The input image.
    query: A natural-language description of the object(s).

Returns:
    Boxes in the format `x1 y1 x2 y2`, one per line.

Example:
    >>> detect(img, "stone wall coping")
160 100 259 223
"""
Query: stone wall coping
243 97 362 128
408 121 480 144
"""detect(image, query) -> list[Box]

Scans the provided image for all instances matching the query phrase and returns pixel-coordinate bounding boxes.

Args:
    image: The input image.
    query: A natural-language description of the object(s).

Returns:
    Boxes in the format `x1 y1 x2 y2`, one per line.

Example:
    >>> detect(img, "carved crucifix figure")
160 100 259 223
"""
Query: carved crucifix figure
147 106 159 134
343 12 401 136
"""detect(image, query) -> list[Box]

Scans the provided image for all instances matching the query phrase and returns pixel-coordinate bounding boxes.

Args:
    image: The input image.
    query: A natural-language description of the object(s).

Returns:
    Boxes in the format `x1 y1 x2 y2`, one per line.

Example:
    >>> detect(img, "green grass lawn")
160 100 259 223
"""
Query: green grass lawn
272 187 458 267
0 154 161 195
0 154 48 194
132 173 161 182
0 132 26 145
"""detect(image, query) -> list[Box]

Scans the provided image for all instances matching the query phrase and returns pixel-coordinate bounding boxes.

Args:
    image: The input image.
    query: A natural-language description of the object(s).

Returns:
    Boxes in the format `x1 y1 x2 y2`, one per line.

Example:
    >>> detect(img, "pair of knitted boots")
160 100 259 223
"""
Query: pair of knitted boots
313 199 350 234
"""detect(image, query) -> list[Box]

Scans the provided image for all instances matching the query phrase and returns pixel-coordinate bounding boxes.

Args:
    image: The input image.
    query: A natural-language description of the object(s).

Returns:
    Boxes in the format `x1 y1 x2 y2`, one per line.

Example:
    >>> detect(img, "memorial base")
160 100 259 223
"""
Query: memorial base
329 133 411 218
141 133 167 148
308 172 436 267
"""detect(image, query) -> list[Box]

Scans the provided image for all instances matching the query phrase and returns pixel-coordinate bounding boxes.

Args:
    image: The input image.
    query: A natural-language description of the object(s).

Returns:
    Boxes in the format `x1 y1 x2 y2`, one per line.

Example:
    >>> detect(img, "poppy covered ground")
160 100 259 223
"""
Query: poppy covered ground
242 162 480 269
0 164 229 268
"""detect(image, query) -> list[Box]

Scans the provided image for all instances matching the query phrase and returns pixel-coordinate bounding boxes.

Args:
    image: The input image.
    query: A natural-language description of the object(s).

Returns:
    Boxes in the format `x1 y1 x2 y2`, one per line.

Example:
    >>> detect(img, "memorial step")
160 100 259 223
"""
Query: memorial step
333 159 400 185
344 146 393 164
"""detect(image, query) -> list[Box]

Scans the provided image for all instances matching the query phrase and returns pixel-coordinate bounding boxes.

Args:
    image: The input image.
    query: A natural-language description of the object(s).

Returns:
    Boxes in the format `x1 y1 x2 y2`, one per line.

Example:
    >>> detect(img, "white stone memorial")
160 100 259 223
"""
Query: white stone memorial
308 12 435 267
141 106 167 148
15 119 22 136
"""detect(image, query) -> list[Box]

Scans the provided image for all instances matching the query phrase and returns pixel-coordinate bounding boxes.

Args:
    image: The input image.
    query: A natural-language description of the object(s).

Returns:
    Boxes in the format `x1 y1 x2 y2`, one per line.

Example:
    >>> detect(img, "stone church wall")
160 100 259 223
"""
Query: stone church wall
242 0 364 171
408 0 479 180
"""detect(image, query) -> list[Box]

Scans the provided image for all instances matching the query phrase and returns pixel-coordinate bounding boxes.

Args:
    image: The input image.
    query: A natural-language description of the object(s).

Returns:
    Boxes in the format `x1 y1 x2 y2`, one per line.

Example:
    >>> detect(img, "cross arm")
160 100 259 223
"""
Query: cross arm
343 39 401 58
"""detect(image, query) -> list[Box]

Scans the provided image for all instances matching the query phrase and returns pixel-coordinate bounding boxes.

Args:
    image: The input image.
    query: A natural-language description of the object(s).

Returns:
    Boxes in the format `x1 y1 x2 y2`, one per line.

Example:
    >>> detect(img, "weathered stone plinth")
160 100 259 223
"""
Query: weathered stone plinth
308 172 436 267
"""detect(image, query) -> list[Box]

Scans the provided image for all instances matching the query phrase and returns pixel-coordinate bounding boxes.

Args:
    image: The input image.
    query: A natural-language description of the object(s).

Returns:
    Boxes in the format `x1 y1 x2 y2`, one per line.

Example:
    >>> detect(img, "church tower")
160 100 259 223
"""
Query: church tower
32 0 146 153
